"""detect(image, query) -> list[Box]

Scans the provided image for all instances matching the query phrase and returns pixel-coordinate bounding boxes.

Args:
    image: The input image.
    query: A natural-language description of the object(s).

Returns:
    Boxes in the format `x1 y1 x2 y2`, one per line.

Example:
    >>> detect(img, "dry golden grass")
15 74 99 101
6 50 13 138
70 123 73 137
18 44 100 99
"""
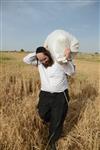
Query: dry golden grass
0 52 100 150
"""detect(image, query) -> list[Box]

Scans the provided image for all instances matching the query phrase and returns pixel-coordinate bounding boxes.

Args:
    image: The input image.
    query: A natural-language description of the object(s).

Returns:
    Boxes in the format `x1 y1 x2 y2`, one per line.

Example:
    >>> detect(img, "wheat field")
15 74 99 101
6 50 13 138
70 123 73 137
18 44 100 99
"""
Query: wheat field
0 52 100 150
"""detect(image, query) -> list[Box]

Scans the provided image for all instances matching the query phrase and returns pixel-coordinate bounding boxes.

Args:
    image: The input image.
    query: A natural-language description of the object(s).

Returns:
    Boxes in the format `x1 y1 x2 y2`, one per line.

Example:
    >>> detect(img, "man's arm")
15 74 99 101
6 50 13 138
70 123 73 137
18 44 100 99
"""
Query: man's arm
23 52 37 65
64 48 71 60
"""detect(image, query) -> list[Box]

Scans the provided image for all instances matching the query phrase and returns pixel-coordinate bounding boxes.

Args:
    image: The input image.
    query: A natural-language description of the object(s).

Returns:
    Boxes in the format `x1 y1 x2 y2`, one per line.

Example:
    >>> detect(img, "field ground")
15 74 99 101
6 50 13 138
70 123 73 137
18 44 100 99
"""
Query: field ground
0 52 100 150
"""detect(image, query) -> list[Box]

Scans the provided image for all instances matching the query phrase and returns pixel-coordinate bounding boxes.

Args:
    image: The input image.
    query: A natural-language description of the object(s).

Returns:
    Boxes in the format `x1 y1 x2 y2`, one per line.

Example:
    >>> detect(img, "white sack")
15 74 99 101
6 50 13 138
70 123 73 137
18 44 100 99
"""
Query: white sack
44 30 79 62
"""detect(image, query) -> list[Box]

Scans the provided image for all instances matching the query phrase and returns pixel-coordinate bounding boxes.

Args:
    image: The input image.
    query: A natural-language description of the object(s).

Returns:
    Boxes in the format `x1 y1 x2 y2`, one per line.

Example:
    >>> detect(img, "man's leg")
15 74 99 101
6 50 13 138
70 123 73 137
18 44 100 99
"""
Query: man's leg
37 91 51 123
49 92 69 144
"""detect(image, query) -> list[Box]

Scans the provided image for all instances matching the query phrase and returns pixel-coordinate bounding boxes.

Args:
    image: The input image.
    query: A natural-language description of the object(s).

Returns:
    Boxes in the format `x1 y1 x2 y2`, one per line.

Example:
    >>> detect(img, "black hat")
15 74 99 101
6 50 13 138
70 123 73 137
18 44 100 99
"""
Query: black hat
36 46 47 54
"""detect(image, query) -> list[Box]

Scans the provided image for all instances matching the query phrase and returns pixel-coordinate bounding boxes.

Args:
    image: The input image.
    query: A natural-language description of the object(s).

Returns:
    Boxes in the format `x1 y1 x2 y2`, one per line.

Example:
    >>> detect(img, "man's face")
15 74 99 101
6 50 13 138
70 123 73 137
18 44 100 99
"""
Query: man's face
36 52 50 67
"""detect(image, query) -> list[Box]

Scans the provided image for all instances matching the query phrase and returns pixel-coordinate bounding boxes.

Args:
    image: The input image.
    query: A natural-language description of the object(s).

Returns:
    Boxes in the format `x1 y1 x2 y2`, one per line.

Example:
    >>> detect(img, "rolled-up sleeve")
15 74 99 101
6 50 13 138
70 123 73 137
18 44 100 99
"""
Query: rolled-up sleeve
23 52 37 65
62 61 76 76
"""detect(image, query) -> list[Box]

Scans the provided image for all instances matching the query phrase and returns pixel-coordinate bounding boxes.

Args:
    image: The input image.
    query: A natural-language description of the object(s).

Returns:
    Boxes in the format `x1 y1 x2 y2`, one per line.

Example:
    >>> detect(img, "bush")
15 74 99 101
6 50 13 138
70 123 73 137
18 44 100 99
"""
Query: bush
20 49 24 52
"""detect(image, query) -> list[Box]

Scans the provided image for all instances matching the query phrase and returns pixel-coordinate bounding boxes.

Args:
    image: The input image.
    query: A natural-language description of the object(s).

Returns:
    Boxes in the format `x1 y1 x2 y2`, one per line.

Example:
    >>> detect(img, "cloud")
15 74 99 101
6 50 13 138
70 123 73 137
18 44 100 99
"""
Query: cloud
64 0 96 8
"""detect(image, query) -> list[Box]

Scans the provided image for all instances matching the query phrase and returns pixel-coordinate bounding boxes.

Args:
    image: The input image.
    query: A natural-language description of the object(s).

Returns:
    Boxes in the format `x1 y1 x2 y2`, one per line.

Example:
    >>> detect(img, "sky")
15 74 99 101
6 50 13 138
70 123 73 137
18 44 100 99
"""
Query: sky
0 0 99 52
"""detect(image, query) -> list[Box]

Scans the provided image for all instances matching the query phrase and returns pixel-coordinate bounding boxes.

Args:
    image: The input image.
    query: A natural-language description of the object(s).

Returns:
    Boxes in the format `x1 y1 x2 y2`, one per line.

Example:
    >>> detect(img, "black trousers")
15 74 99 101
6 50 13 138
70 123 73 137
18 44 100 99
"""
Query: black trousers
37 89 70 143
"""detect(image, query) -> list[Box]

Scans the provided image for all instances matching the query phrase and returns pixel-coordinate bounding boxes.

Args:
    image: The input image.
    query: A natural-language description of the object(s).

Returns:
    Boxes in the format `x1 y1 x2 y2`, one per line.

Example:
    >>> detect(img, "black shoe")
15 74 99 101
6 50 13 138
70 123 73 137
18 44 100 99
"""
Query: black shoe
50 142 56 150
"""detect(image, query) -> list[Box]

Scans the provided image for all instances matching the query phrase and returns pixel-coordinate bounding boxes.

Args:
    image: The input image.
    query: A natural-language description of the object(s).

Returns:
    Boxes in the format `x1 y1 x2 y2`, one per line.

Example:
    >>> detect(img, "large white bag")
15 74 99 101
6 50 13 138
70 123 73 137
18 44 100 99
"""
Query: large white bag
44 30 79 63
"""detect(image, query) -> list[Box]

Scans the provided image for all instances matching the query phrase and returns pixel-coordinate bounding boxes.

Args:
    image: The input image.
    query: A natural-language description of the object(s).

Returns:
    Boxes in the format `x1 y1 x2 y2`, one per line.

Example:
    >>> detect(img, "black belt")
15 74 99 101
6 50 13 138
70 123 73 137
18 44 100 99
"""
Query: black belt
41 89 68 95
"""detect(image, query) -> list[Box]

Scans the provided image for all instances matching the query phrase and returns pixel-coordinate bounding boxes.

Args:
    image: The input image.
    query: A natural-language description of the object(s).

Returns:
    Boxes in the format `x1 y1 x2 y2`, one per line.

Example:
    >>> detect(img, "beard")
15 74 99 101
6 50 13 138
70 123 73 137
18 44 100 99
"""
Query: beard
42 60 53 68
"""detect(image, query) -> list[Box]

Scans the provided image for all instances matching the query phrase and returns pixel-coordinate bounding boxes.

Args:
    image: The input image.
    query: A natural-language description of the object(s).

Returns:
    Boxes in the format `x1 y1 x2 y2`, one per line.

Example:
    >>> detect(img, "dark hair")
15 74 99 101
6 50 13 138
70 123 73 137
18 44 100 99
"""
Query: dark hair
36 46 54 66
36 46 47 54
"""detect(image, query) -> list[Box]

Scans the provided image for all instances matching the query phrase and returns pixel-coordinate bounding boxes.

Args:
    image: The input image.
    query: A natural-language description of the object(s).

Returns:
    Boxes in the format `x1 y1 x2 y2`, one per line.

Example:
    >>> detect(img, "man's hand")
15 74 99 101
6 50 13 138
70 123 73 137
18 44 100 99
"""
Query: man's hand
64 48 71 60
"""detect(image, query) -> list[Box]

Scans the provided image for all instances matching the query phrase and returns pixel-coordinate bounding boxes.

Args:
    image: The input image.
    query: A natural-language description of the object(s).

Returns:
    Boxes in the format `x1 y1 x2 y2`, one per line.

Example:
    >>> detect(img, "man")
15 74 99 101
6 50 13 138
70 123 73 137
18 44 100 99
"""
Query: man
23 47 75 150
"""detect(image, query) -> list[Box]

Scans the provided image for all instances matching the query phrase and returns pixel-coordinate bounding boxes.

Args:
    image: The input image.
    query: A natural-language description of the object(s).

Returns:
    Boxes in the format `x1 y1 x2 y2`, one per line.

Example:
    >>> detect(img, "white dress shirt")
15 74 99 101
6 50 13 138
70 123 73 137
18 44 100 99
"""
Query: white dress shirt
23 52 75 93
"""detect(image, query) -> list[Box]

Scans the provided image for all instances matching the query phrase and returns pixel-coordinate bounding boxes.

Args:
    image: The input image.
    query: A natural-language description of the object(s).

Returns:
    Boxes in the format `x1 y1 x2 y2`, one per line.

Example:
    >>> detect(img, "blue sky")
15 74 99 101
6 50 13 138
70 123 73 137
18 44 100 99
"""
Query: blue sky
0 0 99 52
